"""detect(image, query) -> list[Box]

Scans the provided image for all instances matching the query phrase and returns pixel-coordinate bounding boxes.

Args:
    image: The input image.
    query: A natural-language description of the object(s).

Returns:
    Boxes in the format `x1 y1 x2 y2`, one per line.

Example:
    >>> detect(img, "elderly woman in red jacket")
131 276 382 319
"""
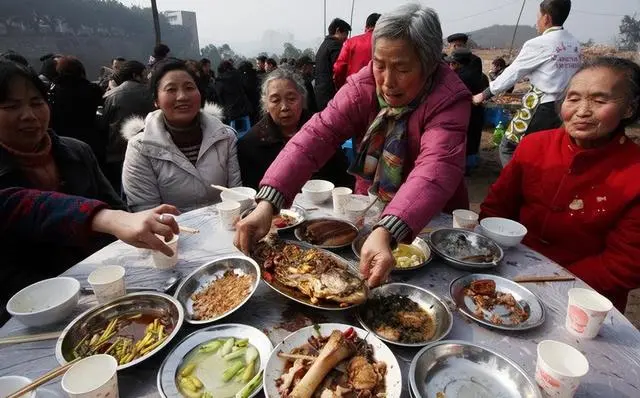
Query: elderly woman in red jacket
481 57 640 311
235 4 471 287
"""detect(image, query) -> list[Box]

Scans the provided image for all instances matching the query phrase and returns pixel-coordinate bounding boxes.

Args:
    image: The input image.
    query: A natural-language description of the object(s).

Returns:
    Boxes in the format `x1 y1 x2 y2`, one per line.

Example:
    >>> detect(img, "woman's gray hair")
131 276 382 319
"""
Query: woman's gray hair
260 67 307 114
373 4 443 75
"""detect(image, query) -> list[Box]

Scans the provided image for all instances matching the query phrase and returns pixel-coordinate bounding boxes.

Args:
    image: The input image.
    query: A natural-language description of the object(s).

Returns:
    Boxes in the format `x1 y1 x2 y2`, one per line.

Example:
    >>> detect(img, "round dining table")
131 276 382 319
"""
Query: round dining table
1 197 639 398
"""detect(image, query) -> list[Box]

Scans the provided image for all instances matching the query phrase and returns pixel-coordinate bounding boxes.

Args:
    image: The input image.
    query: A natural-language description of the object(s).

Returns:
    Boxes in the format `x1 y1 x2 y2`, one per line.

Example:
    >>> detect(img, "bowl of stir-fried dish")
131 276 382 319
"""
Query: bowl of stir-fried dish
56 292 184 370
263 323 402 398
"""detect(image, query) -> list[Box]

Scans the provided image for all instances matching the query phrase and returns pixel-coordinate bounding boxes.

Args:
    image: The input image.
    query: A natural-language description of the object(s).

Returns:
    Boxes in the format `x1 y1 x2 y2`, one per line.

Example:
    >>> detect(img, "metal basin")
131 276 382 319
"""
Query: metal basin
55 292 184 371
294 217 359 250
173 256 260 325
429 228 504 270
352 229 432 272
410 340 542 398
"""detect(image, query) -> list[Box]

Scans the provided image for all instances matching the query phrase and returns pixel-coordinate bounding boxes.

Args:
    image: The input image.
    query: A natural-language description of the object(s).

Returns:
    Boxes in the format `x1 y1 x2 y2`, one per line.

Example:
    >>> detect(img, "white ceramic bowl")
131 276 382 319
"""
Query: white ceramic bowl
480 217 528 248
7 277 80 327
0 376 35 398
301 180 335 204
220 187 256 212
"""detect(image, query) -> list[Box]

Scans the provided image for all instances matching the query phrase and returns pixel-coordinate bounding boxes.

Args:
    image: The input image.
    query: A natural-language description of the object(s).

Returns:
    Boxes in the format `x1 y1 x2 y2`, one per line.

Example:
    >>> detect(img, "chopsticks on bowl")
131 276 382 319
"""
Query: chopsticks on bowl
513 275 576 283
0 331 62 345
210 185 255 199
178 225 199 234
6 358 80 398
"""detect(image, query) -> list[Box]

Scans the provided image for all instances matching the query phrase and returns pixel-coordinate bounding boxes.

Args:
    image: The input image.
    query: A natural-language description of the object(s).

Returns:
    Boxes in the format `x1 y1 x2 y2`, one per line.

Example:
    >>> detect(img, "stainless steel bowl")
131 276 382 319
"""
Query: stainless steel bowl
352 230 433 272
241 205 307 232
173 256 260 325
449 274 545 331
157 323 273 398
356 283 453 347
428 228 504 270
294 217 359 250
55 292 184 371
410 340 542 398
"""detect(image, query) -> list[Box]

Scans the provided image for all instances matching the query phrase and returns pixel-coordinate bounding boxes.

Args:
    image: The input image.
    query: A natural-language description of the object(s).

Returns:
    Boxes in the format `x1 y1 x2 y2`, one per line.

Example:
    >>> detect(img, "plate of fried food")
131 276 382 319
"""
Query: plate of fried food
294 217 359 249
263 323 402 398
174 256 261 325
242 206 307 232
449 274 545 331
251 236 368 310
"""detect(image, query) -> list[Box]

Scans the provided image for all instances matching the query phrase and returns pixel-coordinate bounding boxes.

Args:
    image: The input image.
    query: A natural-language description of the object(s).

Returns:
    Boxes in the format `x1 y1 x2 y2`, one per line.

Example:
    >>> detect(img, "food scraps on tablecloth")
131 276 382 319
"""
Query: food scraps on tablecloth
191 271 255 320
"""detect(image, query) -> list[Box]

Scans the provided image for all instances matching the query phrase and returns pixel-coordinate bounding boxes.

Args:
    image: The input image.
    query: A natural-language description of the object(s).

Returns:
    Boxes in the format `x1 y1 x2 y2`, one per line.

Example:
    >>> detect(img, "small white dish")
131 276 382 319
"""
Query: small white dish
7 277 80 327
480 217 527 248
220 187 256 212
301 180 335 204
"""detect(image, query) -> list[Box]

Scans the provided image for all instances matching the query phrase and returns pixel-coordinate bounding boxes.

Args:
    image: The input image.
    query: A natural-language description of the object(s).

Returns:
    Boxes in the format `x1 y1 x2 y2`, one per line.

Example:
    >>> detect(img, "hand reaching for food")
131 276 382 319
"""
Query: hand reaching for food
234 201 274 254
359 227 395 287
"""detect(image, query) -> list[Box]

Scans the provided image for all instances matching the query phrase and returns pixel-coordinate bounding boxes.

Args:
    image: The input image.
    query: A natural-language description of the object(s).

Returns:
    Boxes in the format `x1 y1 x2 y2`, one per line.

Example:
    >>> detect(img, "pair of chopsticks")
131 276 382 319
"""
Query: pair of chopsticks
513 275 575 283
6 358 80 398
0 331 62 346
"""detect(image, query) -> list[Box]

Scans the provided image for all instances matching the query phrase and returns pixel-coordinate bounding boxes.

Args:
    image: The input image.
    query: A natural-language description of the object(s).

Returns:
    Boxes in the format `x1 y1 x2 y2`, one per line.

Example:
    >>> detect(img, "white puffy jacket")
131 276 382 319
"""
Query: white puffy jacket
121 103 242 212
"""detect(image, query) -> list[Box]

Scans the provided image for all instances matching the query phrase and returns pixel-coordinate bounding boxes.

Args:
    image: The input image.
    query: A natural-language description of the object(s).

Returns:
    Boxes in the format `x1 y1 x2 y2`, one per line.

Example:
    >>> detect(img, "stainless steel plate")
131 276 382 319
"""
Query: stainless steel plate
242 206 307 232
449 274 545 331
174 256 260 325
352 229 433 272
294 217 359 250
263 323 402 398
55 292 184 371
410 340 542 398
157 323 273 398
429 228 504 270
252 240 367 311
356 283 453 347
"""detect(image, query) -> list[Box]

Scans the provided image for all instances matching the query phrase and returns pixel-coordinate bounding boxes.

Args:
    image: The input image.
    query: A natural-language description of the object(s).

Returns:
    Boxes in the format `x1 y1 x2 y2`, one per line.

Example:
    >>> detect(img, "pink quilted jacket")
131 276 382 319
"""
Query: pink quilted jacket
261 62 471 236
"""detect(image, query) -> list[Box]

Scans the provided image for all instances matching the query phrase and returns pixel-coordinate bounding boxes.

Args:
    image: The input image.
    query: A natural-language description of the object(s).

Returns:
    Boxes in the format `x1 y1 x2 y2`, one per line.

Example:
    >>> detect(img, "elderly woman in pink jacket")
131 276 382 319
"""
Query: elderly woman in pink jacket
235 3 471 287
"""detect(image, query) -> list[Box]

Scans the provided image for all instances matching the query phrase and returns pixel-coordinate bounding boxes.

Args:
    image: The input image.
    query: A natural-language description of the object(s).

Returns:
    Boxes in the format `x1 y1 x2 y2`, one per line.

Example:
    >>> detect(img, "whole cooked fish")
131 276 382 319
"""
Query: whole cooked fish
253 239 367 306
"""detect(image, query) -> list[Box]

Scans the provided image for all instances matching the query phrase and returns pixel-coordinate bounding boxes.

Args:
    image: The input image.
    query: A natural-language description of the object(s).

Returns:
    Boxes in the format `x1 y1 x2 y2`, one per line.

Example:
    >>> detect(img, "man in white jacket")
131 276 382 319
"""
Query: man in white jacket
473 0 580 166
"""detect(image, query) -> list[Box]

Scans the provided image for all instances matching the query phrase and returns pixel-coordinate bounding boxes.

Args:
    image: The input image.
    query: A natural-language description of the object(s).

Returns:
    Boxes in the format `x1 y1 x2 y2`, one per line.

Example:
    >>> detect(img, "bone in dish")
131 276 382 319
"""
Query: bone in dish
276 328 386 398
253 239 367 307
464 279 529 325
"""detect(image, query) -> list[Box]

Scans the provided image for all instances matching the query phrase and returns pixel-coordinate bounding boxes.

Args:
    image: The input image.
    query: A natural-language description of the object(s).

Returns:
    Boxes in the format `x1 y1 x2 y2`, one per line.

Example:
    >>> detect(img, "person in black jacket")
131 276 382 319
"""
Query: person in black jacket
238 61 261 124
49 56 105 165
214 60 253 126
0 61 126 310
101 61 155 194
314 18 351 111
238 68 353 189
296 56 318 114
447 33 483 76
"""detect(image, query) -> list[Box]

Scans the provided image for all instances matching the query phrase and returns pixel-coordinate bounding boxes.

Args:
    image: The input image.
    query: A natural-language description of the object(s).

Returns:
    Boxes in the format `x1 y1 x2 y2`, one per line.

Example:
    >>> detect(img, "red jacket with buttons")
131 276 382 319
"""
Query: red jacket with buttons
481 128 640 311
333 30 373 89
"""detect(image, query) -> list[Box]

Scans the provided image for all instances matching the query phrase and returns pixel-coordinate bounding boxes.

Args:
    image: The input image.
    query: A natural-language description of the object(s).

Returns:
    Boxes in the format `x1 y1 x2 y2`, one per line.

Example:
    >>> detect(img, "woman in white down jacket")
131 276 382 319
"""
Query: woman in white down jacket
122 59 242 212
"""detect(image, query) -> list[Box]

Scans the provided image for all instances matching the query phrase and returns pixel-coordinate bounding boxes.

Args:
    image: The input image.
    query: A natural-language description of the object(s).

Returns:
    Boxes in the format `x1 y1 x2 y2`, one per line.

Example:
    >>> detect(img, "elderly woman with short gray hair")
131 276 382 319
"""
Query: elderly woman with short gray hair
237 68 353 189
235 4 472 286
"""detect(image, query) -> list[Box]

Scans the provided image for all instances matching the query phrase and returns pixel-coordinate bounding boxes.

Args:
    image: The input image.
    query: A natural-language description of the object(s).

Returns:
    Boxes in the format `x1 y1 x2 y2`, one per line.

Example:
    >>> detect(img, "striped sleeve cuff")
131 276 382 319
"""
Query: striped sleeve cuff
375 215 411 243
256 185 285 211
482 87 494 100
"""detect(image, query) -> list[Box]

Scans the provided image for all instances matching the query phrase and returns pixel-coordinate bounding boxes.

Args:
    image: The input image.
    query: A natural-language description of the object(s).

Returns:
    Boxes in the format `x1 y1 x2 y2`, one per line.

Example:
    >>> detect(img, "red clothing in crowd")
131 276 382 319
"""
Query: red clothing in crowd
333 29 373 89
481 128 640 311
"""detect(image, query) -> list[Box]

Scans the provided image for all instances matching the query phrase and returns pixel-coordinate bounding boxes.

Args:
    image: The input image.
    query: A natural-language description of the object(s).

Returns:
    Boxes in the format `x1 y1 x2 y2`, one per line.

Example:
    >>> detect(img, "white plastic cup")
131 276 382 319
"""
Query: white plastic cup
344 196 369 228
332 187 353 216
452 209 479 230
87 266 126 304
62 354 119 398
217 200 242 230
151 234 179 269
565 288 613 339
0 376 36 398
535 340 589 398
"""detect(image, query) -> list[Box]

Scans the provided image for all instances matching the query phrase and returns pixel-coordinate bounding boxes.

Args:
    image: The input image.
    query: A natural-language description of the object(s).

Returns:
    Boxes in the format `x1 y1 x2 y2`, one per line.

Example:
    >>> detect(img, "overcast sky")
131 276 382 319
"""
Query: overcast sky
120 0 639 52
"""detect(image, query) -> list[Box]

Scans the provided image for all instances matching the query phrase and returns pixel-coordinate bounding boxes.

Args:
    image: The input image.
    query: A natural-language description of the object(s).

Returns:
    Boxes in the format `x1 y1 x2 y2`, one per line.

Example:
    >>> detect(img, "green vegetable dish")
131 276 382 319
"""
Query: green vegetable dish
177 337 263 398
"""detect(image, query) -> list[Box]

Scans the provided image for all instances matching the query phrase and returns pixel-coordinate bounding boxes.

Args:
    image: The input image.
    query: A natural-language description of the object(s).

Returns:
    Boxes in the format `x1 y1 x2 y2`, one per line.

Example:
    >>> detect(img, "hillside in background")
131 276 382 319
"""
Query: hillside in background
466 24 538 49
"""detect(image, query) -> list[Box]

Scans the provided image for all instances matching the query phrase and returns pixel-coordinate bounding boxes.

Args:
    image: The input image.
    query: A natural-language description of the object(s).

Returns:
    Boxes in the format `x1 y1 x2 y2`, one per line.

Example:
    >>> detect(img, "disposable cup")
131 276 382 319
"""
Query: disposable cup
217 200 241 230
344 196 369 228
565 288 613 339
61 354 119 398
332 187 353 216
151 234 179 269
452 209 479 230
87 266 125 304
0 376 36 398
535 340 589 398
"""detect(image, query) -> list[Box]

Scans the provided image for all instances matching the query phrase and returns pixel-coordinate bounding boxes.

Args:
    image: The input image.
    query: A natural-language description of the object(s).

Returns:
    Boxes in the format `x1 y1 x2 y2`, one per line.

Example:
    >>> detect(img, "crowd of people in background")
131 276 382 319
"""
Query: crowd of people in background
1 0 639 323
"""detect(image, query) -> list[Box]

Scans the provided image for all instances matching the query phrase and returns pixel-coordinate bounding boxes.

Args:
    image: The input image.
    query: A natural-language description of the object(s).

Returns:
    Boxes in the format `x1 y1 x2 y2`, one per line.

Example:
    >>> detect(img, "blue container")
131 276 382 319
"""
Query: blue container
342 138 355 164
485 107 512 128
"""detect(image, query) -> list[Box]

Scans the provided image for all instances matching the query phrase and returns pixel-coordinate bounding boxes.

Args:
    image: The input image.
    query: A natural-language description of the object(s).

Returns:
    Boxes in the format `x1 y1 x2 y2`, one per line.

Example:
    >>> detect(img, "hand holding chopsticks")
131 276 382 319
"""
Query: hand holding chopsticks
6 358 80 398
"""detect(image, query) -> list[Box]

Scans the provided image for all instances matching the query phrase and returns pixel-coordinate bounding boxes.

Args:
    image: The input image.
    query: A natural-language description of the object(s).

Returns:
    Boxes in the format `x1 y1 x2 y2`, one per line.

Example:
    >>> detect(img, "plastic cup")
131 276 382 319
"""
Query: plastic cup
217 200 241 230
0 376 35 398
332 187 353 216
87 266 125 304
344 196 369 228
151 234 179 269
565 288 613 339
62 354 119 398
535 340 589 398
452 209 479 230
